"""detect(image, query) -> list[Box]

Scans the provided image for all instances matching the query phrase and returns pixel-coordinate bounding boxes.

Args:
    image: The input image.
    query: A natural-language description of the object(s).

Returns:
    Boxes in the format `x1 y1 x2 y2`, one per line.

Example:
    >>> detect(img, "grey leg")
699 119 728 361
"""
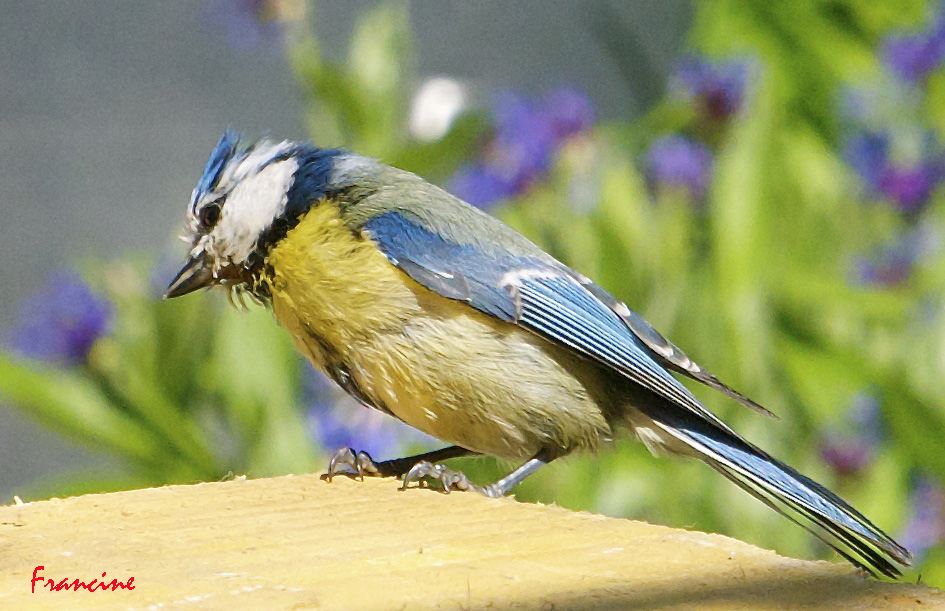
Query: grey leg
324 445 476 481
401 454 550 498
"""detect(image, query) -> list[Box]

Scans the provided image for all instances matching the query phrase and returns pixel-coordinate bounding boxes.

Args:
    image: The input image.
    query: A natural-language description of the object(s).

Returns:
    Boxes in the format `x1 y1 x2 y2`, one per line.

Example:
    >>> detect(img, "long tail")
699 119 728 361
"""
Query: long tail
636 400 913 578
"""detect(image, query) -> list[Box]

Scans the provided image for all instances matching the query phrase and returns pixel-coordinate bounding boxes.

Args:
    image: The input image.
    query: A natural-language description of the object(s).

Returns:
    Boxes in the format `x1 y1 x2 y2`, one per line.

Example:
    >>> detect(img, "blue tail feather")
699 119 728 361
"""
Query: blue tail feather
642 401 912 577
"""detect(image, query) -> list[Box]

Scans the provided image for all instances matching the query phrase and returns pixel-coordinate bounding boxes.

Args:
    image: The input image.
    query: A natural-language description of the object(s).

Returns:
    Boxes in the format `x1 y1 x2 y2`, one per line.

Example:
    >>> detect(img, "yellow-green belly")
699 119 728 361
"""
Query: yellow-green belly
263 204 615 460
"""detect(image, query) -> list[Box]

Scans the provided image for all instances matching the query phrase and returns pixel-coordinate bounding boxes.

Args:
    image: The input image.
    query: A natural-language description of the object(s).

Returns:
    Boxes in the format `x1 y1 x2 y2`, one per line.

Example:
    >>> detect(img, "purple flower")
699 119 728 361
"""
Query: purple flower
898 474 945 561
844 130 944 213
303 366 433 458
853 223 940 287
446 88 596 210
645 135 714 200
9 272 112 366
205 0 282 50
543 88 596 142
488 92 559 192
882 10 945 84
855 245 916 287
878 163 942 213
844 131 889 191
820 442 873 479
672 55 750 122
819 394 884 477
446 164 514 209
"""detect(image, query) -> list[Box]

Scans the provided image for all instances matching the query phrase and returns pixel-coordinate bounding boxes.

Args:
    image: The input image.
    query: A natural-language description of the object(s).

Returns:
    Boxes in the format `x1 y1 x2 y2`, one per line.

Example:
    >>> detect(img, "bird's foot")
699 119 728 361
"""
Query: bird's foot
322 445 477 483
400 460 504 498
322 447 382 482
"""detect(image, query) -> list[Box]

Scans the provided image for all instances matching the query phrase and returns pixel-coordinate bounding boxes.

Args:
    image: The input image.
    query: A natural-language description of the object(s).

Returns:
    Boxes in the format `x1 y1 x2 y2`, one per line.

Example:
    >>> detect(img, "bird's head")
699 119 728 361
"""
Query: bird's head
165 131 379 300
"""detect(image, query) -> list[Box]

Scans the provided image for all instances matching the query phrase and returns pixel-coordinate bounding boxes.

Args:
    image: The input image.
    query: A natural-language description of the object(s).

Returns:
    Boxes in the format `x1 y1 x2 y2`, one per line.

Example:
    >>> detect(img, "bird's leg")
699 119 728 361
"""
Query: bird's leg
323 445 475 481
401 453 550 498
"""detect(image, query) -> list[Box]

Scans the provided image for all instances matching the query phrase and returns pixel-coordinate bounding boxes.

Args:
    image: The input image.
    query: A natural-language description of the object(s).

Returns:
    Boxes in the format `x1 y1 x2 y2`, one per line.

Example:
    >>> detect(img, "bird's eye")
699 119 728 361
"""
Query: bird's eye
199 203 222 228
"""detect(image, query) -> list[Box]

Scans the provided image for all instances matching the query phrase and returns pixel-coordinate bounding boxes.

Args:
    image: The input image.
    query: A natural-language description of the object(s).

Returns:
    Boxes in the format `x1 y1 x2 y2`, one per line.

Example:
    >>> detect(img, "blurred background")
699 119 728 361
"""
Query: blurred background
2 0 944 586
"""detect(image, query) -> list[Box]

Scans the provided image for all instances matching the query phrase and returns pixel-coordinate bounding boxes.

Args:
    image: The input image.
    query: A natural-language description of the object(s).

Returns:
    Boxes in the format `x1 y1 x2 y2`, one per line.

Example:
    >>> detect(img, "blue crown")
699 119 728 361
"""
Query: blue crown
192 130 239 207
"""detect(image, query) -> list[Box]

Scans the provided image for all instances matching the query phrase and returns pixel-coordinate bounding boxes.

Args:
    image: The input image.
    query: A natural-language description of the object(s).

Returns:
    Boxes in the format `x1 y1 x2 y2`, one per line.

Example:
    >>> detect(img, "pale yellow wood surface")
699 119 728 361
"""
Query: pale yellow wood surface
0 473 941 610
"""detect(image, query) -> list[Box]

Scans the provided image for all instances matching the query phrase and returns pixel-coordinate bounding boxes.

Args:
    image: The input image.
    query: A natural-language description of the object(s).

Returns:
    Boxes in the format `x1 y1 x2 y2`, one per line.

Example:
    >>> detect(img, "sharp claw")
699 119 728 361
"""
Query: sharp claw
400 460 481 494
355 451 379 480
441 469 470 492
401 460 434 491
326 448 478 489
324 447 382 482
326 447 357 482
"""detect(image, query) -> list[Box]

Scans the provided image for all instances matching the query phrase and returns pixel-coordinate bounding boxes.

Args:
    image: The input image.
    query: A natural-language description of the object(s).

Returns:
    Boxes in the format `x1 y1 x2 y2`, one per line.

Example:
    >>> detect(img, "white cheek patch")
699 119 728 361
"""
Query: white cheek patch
212 157 299 265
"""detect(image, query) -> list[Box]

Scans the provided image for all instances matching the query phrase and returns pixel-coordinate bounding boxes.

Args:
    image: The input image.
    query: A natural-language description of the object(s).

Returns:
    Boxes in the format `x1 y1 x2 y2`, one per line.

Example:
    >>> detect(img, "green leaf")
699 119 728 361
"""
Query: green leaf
210 306 316 476
0 354 169 468
348 2 410 99
776 337 866 423
92 280 217 475
16 471 157 502
880 378 945 483
710 66 776 387
392 112 488 181
346 1 412 156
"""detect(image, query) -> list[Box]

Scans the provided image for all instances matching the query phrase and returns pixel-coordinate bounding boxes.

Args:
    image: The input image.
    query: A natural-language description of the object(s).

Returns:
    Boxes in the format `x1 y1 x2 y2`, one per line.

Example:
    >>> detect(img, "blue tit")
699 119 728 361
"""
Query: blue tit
166 131 911 577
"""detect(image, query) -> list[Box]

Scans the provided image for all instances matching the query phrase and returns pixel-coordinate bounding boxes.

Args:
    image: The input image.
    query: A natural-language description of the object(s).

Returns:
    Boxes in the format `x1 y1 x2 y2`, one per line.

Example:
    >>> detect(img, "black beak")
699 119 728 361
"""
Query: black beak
165 255 215 299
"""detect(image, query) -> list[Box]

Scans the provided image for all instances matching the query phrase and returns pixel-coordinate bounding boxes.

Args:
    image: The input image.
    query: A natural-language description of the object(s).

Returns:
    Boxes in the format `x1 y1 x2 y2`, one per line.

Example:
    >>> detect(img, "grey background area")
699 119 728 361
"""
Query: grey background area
0 0 690 498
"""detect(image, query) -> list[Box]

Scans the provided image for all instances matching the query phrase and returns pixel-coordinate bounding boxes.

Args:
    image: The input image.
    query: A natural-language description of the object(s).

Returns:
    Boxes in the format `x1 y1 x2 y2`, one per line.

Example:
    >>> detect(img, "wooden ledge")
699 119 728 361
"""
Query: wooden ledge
0 473 941 609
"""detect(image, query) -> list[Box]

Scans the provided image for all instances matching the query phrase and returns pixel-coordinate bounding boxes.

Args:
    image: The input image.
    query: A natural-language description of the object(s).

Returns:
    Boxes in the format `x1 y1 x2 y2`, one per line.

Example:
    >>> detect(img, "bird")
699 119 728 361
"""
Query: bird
166 131 912 577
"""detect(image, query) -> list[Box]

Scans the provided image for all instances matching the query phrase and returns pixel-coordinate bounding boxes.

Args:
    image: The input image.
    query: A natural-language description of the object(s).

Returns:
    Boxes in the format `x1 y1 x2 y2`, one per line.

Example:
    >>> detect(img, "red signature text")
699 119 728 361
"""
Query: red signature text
31 565 135 593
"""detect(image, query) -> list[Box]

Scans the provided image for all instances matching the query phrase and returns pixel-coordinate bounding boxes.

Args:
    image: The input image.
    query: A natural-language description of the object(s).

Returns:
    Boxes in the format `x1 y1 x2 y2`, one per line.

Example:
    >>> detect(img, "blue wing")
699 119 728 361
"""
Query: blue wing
363 209 733 432
579 280 774 418
362 208 910 576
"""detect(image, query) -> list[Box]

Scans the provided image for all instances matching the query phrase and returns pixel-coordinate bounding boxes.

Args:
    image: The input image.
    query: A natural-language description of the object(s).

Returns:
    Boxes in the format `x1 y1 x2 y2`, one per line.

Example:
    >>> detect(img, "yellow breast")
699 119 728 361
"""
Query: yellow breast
264 203 422 353
263 203 614 460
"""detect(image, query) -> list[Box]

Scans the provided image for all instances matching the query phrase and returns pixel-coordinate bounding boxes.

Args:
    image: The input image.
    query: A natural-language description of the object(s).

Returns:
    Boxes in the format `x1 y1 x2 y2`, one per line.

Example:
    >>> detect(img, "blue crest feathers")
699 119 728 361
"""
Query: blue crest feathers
192 130 239 207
